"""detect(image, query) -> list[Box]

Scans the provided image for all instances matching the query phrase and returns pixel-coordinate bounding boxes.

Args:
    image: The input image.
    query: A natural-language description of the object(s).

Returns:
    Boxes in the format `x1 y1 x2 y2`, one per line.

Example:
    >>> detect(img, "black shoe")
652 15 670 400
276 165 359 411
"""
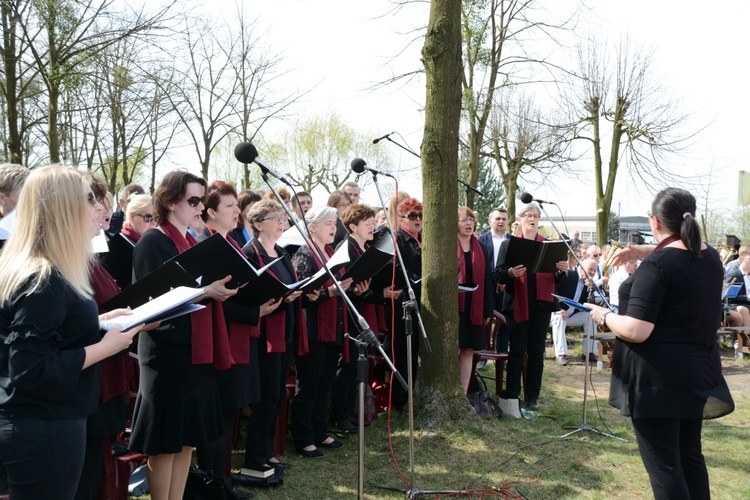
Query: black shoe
316 439 344 449
268 459 291 470
296 446 324 458
526 398 540 411
581 354 599 364
336 419 357 433
224 479 254 499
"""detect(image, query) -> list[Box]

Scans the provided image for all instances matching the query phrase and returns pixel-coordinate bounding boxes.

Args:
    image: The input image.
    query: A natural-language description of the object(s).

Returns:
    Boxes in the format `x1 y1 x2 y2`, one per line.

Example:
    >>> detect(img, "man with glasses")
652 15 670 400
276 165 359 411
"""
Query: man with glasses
585 244 608 288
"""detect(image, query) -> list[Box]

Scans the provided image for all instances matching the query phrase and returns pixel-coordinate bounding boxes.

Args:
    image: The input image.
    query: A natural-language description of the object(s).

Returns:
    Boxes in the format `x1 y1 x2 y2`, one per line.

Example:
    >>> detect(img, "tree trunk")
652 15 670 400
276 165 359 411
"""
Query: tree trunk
417 0 470 421
2 2 22 163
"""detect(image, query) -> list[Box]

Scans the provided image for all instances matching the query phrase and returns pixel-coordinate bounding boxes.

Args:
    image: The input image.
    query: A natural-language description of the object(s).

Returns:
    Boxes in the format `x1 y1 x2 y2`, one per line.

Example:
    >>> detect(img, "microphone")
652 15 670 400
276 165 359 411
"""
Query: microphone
520 192 556 205
458 179 483 197
372 132 394 144
234 142 290 184
351 158 395 178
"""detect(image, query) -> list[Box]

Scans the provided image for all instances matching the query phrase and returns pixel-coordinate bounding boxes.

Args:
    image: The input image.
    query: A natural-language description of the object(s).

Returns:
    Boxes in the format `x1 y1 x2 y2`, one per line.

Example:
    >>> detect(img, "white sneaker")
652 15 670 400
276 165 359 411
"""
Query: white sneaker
556 355 568 366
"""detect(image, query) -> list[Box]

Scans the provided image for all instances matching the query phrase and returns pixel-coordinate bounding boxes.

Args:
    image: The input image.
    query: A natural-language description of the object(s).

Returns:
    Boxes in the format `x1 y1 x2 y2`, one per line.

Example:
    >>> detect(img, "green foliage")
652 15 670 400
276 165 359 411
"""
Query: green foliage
459 158 505 234
607 211 620 242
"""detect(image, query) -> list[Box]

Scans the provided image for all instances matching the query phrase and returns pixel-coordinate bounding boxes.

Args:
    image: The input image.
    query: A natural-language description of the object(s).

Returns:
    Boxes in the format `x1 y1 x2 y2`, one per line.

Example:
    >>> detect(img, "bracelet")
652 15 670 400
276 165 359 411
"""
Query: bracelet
600 312 610 327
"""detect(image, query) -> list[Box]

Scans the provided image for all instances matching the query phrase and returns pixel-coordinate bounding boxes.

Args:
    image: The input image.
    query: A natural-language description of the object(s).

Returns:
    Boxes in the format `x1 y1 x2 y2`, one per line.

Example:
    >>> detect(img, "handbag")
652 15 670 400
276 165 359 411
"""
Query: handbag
183 466 227 500
497 390 522 419
469 391 503 417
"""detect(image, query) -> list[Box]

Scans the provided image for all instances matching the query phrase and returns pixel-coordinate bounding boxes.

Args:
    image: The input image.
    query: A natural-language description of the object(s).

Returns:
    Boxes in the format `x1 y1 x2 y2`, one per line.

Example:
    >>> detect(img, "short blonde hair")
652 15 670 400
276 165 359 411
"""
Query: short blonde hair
0 165 94 302
125 194 153 226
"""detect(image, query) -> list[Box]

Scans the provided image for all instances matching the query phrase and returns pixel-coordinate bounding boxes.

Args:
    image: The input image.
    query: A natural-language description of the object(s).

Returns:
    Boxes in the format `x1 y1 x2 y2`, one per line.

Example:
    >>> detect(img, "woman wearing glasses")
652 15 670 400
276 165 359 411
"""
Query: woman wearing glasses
391 198 423 412
100 194 156 289
130 171 238 500
239 199 307 476
291 206 353 457
494 201 568 410
0 166 141 499
457 206 493 394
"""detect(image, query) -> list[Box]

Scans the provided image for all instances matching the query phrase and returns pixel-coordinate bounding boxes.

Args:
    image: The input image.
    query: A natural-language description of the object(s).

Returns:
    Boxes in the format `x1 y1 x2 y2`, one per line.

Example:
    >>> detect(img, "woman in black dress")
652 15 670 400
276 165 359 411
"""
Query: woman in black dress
587 188 734 500
291 206 353 457
391 197 423 412
456 206 493 394
332 204 401 432
0 166 139 499
493 201 568 410
130 171 237 500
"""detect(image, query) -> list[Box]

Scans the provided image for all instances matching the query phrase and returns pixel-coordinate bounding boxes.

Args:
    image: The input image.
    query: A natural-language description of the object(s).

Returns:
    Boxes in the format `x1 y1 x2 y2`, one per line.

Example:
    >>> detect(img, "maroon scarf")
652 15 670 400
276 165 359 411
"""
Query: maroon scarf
306 241 349 361
120 225 142 244
513 233 556 323
205 226 255 364
653 234 681 252
91 263 129 403
250 240 309 356
457 235 485 326
160 220 234 369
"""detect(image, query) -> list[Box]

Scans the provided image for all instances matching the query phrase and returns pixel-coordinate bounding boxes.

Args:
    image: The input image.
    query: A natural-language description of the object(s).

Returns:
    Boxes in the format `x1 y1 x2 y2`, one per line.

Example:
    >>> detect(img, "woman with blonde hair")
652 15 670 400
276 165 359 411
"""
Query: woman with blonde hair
101 194 157 289
0 165 140 499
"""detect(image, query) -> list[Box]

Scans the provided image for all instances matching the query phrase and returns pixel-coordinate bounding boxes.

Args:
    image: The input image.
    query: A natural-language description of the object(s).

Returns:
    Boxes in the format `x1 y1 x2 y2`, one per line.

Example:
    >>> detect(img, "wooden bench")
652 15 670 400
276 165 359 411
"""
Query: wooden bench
720 326 750 358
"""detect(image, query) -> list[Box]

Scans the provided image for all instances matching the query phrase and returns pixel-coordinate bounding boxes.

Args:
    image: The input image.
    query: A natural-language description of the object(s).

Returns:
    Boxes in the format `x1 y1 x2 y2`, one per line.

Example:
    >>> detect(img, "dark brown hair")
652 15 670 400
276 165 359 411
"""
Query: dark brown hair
153 170 207 225
342 204 376 233
202 180 238 222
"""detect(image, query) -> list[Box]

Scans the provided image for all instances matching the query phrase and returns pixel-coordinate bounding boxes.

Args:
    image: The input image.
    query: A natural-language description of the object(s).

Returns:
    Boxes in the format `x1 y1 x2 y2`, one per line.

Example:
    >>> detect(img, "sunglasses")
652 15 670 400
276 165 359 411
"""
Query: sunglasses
591 253 601 258
401 211 423 221
86 191 98 206
135 213 154 223
186 196 205 207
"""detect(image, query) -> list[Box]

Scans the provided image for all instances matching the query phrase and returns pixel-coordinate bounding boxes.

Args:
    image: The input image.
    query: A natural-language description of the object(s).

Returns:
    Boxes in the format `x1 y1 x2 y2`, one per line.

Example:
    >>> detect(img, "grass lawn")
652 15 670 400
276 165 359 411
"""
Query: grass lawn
133 343 749 499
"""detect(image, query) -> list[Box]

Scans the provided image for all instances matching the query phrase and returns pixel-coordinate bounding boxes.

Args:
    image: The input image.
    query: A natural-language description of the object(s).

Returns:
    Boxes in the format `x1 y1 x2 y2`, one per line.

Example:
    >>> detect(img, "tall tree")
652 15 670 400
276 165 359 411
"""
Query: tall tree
562 37 693 246
12 0 172 163
488 91 570 220
461 0 571 209
417 0 465 419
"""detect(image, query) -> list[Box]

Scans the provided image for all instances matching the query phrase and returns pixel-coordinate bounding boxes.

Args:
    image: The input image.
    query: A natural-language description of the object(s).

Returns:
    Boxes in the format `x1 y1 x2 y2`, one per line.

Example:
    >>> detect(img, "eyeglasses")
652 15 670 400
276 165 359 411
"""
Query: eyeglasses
186 196 205 207
86 191 98 206
261 215 290 224
590 253 601 258
135 213 154 223
401 211 423 221
522 213 540 220
458 218 476 224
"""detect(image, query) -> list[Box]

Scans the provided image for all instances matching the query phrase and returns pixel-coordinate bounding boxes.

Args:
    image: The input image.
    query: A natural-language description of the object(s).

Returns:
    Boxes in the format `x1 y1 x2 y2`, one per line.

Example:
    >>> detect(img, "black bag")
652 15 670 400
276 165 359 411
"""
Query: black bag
469 391 503 417
183 467 227 500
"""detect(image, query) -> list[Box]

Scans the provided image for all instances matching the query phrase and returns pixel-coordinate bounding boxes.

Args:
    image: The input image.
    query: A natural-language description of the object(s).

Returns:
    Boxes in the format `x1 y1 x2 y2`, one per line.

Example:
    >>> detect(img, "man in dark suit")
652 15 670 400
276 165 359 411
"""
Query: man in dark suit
478 207 510 353
550 259 600 365
726 245 750 303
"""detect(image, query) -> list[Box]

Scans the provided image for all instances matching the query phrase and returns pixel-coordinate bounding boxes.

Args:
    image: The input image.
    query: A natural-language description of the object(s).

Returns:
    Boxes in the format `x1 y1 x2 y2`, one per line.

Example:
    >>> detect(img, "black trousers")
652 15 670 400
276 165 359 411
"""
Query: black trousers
505 305 551 401
332 336 357 423
291 341 339 448
243 349 283 468
631 417 710 500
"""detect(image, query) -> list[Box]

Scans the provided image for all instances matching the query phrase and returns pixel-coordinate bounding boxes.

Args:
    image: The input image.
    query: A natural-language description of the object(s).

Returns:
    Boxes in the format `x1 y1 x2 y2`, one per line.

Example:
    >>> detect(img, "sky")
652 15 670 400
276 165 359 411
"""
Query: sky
230 0 749 218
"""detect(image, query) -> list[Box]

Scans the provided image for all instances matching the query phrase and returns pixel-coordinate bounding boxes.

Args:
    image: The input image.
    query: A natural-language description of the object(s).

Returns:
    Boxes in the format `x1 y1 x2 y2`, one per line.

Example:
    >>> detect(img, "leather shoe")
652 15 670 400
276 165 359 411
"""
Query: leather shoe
316 439 343 449
526 398 540 411
336 419 357 433
268 459 291 470
296 447 324 458
581 354 598 364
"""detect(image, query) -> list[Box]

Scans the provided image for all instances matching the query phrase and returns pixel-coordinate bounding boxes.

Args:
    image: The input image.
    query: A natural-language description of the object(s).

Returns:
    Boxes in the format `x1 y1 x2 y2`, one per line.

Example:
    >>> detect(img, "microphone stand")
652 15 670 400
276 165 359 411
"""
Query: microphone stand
383 134 421 161
368 168 448 500
534 202 625 442
257 168 409 498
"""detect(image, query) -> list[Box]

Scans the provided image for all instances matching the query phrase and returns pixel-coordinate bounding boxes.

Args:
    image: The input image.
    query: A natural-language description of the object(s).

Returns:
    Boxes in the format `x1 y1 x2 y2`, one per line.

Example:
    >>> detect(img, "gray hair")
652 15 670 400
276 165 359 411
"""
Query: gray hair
0 163 31 195
246 199 284 238
305 205 337 226
517 201 541 218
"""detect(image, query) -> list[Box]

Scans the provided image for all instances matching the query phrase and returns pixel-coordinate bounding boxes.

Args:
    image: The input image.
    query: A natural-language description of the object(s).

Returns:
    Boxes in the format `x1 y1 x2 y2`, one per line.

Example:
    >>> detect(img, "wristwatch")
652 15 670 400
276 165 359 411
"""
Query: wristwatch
600 312 610 327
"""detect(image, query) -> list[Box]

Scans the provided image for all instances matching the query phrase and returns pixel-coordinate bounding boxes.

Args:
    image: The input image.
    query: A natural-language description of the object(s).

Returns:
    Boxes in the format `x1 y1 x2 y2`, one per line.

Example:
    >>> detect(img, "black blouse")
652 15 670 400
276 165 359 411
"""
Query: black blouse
0 270 101 419
610 246 734 419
